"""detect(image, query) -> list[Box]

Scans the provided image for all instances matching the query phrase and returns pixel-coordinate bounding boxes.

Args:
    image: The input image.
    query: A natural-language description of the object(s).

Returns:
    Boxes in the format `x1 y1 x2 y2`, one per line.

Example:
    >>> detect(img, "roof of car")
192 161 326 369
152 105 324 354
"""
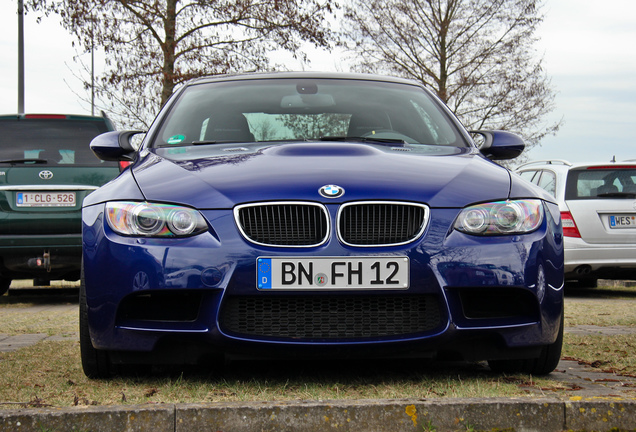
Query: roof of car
0 113 110 121
188 71 423 87
516 159 636 171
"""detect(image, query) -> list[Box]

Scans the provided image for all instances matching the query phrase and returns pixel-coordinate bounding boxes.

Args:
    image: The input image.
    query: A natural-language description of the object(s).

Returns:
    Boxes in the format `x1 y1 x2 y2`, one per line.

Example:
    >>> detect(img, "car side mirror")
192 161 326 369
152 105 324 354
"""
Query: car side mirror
90 131 145 161
471 130 525 160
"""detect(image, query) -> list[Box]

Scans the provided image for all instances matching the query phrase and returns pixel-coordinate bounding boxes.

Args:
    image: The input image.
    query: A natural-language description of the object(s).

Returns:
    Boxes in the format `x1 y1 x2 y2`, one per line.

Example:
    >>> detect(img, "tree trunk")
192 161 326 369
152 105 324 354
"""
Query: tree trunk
161 0 178 107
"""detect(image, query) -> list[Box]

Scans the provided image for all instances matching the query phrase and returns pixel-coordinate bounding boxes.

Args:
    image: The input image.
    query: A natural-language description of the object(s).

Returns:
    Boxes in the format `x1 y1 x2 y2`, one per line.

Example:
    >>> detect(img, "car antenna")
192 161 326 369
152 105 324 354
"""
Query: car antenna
611 155 616 162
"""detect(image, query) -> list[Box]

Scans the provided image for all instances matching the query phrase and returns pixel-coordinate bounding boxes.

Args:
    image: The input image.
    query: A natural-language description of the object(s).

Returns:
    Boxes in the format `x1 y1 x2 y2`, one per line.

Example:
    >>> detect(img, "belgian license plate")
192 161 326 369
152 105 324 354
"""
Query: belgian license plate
609 215 636 229
16 192 76 207
257 257 409 290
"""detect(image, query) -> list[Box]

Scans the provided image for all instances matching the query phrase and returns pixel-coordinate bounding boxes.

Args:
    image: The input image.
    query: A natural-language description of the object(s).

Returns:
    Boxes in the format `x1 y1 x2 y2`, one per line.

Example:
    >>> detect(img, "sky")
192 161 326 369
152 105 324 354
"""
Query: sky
0 0 635 165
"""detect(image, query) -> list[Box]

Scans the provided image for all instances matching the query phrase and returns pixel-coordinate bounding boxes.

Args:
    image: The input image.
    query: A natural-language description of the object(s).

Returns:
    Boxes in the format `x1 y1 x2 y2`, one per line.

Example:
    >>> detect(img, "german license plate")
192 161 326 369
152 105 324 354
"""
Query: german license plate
257 257 409 290
609 215 636 229
16 192 76 207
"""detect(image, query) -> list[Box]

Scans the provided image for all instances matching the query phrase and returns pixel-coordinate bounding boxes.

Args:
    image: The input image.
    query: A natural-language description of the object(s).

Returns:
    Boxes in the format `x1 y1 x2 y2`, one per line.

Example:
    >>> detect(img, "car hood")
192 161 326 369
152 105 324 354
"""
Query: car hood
131 143 512 208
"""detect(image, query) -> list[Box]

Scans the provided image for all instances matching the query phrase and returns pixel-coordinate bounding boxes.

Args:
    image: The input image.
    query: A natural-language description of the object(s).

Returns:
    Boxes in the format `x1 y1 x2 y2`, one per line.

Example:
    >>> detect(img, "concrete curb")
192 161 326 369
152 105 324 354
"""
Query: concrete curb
2 397 636 432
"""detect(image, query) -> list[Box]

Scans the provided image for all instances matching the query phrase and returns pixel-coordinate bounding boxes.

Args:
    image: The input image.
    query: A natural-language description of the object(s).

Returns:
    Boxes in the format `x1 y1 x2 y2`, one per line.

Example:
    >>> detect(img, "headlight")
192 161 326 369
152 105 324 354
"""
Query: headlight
454 200 543 235
106 201 208 237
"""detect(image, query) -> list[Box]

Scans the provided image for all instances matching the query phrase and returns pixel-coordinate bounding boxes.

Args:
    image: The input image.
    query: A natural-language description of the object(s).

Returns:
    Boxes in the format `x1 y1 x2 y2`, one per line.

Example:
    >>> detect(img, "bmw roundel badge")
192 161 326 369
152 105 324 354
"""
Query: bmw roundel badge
319 184 344 198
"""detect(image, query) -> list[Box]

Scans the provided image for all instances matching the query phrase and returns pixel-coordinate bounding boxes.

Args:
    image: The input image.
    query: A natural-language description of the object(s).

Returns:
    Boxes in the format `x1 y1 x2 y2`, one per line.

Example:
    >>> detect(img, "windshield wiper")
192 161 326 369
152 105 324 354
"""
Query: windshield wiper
319 136 407 145
0 158 48 164
258 139 309 143
191 140 258 146
190 140 219 145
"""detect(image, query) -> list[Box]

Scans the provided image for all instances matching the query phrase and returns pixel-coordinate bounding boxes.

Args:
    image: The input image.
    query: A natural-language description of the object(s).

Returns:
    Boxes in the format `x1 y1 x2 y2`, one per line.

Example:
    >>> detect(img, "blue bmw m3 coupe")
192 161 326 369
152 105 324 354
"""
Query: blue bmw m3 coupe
81 72 564 378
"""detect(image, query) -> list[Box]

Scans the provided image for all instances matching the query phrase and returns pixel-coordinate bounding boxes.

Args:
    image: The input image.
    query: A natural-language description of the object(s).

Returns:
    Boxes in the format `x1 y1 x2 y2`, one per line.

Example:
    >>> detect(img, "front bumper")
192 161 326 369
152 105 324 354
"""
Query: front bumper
82 203 564 363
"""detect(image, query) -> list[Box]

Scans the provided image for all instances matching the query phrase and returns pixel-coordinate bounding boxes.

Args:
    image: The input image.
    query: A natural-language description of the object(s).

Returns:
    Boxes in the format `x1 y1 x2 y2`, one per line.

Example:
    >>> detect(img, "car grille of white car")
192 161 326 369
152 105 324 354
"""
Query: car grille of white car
235 202 428 247
219 295 441 340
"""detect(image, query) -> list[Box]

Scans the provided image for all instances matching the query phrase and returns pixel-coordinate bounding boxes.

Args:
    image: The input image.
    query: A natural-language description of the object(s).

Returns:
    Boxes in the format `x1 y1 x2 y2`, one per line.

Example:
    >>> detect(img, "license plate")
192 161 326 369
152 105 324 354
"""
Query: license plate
16 192 76 207
257 257 409 290
609 215 636 229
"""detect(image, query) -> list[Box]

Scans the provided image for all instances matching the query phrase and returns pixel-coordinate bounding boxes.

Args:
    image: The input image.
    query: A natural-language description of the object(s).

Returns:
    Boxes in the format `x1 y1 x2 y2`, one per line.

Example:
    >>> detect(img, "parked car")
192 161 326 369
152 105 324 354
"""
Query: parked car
81 72 564 378
516 159 636 287
0 113 120 294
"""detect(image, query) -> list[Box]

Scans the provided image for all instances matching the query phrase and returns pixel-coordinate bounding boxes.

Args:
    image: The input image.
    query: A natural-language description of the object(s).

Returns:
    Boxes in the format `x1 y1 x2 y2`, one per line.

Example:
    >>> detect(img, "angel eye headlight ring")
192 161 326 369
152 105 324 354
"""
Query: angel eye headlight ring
105 202 207 237
455 200 543 235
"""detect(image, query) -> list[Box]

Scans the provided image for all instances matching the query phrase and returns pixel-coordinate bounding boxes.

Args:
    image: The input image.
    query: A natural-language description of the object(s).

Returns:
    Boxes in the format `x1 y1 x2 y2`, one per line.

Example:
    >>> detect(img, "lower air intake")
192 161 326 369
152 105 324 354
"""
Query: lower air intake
219 295 441 340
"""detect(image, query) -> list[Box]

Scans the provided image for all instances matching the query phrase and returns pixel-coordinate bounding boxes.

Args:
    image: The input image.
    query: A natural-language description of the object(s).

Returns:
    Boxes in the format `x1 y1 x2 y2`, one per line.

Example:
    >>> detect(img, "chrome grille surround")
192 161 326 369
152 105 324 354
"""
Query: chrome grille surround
337 201 430 247
234 202 330 247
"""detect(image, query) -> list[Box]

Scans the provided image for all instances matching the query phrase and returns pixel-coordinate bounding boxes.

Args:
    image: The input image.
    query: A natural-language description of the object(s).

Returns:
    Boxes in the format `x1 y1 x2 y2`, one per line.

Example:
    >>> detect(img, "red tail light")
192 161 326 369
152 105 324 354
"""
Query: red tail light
587 165 636 170
24 114 67 119
119 161 132 171
560 211 581 238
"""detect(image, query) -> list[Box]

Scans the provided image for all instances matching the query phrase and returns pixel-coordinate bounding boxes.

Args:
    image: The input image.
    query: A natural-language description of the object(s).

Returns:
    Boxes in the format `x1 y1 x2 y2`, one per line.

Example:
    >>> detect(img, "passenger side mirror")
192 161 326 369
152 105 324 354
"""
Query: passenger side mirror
471 130 525 160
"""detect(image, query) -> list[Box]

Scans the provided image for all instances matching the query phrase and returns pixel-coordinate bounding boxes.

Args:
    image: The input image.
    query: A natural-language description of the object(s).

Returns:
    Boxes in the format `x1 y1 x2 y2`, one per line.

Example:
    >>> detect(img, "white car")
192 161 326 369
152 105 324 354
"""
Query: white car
516 159 636 287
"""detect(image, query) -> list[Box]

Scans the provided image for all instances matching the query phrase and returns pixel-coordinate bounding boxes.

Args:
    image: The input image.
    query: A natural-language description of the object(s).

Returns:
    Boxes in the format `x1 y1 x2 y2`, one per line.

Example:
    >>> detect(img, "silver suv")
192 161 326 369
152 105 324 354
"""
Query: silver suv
516 159 636 287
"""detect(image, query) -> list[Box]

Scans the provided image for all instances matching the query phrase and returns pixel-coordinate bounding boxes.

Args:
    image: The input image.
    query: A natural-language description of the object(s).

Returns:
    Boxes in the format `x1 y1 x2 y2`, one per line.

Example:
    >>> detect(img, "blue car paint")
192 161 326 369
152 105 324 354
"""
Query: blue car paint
81 73 563 370
89 144 516 209
83 148 563 351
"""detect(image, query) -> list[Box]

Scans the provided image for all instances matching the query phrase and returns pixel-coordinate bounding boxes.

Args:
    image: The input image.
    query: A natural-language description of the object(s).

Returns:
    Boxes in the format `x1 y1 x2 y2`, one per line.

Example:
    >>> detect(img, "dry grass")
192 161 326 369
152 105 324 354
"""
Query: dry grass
0 289 78 336
562 283 636 375
1 282 635 408
565 299 636 327
0 306 77 336
0 340 559 409
564 334 636 376
8 279 80 290
564 284 636 327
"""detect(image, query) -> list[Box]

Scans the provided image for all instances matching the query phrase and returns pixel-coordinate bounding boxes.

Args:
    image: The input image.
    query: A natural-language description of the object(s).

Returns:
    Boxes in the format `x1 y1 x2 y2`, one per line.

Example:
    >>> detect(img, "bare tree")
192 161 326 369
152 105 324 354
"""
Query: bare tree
28 0 336 128
343 0 560 152
249 118 278 142
280 113 350 139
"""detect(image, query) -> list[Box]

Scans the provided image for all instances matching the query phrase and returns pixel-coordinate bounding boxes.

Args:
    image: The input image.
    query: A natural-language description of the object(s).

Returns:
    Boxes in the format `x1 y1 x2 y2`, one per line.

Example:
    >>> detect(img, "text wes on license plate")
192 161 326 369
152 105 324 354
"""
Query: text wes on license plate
257 257 409 290
16 192 76 207
610 215 636 228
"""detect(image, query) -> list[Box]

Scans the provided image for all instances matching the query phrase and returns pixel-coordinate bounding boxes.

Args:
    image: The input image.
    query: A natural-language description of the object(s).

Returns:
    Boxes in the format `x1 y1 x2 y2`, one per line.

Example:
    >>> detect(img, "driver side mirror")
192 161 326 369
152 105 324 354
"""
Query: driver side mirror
90 130 145 162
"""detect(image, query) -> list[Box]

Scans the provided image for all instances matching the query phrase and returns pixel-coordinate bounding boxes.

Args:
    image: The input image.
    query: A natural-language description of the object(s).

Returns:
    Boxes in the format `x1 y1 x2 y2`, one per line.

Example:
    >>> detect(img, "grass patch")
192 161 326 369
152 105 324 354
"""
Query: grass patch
0 341 563 409
0 305 77 336
564 298 636 327
567 282 636 300
563 334 636 376
562 284 636 377
0 291 78 336
1 287 636 408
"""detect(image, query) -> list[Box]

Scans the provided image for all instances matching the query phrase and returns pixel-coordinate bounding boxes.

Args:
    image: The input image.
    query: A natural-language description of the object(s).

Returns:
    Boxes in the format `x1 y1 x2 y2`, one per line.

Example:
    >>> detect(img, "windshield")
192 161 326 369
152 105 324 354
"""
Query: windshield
565 167 636 199
0 118 115 167
152 78 465 148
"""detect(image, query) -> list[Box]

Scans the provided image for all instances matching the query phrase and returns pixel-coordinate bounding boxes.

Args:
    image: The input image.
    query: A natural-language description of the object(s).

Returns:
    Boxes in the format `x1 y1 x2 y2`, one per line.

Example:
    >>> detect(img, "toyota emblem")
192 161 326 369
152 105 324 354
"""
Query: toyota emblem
39 170 54 180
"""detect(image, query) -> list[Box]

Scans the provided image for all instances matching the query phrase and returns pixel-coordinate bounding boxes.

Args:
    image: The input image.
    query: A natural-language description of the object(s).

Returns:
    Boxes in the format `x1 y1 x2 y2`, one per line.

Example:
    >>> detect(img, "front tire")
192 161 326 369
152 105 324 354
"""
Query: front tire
488 312 564 375
79 265 112 379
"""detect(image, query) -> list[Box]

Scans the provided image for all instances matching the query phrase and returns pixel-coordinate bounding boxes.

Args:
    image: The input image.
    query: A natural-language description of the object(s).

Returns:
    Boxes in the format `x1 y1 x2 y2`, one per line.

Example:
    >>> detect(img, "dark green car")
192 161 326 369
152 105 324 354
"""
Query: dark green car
0 114 121 294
